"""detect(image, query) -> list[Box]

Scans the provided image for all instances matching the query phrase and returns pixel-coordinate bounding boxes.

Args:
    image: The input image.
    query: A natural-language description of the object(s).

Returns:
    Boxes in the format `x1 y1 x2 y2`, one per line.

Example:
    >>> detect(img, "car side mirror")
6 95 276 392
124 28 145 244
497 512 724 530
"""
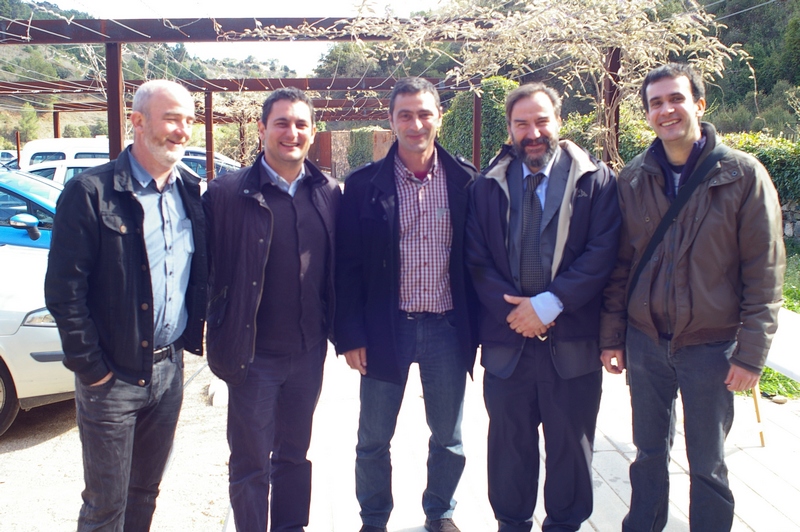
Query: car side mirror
9 213 41 241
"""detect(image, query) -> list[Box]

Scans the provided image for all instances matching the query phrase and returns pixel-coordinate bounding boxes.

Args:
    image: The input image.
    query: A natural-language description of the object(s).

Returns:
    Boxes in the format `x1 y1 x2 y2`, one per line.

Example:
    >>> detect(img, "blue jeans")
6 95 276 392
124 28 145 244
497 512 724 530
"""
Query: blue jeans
74 349 184 532
356 312 467 528
227 341 325 532
623 326 735 532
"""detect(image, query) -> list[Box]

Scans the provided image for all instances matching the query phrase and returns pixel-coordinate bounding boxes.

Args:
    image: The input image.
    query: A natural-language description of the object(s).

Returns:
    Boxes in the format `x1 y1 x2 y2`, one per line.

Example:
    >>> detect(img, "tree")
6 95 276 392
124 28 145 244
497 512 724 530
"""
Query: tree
331 0 745 167
18 103 38 142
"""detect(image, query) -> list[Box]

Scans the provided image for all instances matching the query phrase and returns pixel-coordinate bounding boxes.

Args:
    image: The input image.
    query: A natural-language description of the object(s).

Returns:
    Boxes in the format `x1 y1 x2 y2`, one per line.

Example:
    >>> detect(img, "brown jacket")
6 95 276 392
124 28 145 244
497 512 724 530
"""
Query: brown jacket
600 123 785 373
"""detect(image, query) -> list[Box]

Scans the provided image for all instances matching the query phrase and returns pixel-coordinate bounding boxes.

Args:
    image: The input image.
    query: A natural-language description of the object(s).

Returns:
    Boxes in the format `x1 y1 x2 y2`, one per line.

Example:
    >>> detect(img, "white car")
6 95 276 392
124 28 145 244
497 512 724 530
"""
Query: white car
25 159 109 185
0 244 73 436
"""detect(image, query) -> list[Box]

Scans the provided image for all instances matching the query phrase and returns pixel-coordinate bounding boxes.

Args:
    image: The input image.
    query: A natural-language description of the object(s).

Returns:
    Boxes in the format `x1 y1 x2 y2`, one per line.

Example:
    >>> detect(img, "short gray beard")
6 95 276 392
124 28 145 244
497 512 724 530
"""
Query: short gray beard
514 135 558 171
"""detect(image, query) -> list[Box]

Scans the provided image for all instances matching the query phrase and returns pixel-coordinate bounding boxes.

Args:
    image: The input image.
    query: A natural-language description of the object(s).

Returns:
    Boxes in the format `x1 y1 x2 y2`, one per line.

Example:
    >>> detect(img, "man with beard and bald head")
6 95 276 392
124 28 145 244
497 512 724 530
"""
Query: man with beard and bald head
466 82 620 531
45 80 207 531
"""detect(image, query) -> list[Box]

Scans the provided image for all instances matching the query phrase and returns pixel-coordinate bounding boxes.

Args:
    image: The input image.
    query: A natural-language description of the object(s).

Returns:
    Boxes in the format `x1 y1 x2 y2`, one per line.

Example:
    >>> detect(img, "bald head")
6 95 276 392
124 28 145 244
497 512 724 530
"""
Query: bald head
132 80 194 118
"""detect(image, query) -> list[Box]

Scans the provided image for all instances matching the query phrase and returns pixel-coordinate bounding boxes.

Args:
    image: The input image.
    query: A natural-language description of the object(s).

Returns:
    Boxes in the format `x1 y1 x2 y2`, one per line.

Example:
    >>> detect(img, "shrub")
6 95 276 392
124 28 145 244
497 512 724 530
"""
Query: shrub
439 76 518 169
722 132 800 202
347 126 383 170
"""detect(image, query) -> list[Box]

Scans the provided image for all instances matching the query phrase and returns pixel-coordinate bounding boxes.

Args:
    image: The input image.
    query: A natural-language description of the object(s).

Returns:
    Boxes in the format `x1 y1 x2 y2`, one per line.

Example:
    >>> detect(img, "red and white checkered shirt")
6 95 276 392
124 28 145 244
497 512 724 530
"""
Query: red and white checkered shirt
394 151 453 313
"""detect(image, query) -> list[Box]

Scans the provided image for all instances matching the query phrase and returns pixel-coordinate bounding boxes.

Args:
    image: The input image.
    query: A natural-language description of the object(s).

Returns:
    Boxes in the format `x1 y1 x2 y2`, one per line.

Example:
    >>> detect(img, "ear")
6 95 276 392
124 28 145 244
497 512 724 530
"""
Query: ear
256 120 266 143
696 97 706 118
130 111 145 131
309 124 317 146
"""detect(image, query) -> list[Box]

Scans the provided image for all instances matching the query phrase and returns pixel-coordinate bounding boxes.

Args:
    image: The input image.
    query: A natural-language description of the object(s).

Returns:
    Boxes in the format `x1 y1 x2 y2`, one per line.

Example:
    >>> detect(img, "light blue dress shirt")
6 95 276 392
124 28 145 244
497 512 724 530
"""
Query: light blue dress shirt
521 156 564 325
261 157 307 197
129 153 194 349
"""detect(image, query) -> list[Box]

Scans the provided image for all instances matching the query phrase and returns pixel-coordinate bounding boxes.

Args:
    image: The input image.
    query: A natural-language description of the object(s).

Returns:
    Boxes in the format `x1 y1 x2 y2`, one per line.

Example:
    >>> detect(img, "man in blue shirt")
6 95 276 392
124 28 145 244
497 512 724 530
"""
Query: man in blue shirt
45 80 207 531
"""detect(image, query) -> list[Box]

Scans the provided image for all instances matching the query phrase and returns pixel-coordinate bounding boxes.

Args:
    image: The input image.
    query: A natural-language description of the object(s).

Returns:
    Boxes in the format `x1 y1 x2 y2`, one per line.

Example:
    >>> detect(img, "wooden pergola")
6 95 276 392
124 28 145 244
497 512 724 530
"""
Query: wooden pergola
0 17 486 177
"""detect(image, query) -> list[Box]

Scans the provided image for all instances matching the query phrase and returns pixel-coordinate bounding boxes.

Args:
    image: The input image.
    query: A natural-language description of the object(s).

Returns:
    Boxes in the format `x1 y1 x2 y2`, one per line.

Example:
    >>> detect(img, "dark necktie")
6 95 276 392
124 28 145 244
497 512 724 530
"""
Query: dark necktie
520 172 546 296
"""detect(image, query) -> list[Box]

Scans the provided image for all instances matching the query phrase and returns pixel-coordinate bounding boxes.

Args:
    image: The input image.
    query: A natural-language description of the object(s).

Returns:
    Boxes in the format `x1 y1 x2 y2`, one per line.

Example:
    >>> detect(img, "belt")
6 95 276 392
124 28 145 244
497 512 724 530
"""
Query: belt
153 340 182 363
400 311 450 320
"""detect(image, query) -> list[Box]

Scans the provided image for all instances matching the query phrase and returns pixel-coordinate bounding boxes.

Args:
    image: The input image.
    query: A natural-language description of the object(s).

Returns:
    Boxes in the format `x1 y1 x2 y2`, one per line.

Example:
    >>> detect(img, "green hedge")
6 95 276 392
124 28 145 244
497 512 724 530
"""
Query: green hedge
722 132 800 203
347 126 383 170
439 76 519 169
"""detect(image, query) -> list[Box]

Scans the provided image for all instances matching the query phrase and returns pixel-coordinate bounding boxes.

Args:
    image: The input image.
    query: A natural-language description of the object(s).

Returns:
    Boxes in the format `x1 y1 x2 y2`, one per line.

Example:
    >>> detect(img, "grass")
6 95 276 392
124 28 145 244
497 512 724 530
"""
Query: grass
758 238 800 399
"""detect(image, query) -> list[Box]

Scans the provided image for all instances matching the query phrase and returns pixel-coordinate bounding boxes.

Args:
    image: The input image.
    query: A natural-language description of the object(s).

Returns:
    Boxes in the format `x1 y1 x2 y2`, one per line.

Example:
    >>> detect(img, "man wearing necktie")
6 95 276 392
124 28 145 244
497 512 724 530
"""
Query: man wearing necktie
466 83 621 531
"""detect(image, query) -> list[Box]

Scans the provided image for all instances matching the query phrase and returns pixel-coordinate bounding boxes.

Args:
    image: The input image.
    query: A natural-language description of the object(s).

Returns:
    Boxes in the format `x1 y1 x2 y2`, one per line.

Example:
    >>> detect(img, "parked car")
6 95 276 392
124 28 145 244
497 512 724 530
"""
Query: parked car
0 170 62 249
0 150 17 163
180 155 240 179
0 243 73 436
25 159 109 185
19 138 111 169
1 158 19 170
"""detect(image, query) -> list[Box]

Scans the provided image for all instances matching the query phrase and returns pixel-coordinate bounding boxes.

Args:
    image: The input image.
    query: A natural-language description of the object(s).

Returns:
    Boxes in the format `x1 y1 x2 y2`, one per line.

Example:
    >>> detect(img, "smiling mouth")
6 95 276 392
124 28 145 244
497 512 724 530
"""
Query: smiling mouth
661 119 680 127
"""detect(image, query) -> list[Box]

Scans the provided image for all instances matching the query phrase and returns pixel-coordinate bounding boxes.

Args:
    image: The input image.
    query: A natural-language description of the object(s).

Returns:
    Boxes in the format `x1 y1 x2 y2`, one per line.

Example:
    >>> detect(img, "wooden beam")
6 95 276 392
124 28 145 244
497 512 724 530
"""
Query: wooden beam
0 17 474 45
106 43 125 159
472 91 481 169
53 111 60 138
0 78 470 95
205 91 215 180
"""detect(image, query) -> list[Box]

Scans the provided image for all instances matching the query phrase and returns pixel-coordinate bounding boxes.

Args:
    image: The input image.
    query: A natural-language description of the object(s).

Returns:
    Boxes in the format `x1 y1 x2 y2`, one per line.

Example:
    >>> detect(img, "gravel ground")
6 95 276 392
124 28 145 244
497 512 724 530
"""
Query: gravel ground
0 353 230 531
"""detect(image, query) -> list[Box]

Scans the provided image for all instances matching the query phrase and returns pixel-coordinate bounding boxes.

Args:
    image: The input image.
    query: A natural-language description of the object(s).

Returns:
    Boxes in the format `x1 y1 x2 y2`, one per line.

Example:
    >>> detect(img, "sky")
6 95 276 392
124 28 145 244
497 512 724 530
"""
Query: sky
47 0 448 76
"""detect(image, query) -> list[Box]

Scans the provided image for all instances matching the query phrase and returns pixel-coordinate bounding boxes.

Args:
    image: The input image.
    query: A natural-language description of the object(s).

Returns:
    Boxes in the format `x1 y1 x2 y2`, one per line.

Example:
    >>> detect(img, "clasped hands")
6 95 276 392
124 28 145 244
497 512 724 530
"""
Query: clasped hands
504 294 553 339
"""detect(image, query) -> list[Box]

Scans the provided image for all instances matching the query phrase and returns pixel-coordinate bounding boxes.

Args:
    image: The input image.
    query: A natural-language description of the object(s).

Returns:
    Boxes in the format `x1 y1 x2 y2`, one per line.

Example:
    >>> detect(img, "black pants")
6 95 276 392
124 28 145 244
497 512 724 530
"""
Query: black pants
484 340 602 532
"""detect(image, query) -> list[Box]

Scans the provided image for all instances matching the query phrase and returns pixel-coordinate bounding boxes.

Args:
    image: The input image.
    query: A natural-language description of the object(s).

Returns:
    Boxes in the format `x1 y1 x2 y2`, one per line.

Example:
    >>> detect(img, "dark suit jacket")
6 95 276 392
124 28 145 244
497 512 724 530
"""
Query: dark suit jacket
466 141 620 379
335 141 480 384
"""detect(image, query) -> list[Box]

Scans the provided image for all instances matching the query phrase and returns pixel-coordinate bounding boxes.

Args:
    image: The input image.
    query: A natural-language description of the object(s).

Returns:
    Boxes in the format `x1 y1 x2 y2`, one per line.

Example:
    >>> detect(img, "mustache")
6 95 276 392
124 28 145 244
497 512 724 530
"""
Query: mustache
520 137 549 148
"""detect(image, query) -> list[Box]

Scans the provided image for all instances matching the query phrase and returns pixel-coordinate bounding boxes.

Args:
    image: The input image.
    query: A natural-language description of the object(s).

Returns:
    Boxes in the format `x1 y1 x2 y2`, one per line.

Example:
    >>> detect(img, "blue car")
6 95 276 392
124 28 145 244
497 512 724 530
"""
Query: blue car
0 170 62 249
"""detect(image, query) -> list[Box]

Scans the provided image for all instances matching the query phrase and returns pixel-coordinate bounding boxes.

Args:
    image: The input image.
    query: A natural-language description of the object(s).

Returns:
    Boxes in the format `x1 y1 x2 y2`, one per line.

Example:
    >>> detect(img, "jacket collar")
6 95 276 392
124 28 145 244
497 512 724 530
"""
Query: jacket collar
483 139 598 196
239 152 328 198
370 140 473 196
112 146 201 195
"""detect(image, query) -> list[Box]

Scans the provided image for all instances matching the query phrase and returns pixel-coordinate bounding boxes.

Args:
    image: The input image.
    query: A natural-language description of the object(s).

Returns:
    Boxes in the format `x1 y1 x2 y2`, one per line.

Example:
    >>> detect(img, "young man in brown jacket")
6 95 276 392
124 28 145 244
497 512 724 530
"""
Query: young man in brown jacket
600 63 785 531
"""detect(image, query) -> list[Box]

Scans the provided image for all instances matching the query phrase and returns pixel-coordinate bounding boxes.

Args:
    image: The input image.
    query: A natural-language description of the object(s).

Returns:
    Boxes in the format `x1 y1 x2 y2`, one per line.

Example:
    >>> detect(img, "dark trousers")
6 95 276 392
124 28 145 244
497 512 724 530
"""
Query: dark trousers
623 326 735 532
74 349 184 532
484 340 601 532
227 341 326 532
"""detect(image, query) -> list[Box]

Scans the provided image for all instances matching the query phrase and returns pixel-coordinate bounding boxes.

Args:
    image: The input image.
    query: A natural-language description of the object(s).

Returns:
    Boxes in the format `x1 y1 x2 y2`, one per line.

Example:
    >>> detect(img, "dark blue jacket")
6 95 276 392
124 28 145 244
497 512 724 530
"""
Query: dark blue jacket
204 155 340 385
334 141 480 384
466 141 620 379
45 147 207 386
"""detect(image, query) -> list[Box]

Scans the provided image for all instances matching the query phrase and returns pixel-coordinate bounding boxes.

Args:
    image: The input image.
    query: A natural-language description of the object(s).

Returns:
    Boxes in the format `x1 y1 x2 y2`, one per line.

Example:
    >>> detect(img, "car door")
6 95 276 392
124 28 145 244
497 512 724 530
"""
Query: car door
0 186 53 248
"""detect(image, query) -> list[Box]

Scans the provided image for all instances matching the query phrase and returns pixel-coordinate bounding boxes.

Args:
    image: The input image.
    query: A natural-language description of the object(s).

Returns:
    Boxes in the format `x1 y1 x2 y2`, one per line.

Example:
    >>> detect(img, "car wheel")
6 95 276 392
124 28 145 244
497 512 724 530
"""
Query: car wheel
0 362 20 436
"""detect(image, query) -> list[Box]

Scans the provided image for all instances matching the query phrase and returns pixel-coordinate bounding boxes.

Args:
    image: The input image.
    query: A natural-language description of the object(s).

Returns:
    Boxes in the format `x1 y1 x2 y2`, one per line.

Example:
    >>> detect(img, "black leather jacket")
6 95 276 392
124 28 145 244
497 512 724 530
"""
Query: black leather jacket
45 147 207 386
203 155 341 385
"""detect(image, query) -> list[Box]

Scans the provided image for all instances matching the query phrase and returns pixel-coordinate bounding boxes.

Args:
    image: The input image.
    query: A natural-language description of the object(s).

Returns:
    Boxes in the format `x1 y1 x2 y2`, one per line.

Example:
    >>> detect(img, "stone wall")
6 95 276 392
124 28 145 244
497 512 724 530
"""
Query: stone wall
783 201 800 239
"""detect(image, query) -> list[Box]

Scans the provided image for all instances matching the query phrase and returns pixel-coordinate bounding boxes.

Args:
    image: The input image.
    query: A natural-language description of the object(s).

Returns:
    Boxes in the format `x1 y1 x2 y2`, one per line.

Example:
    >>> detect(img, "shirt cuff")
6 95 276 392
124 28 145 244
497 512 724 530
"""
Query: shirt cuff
530 291 564 325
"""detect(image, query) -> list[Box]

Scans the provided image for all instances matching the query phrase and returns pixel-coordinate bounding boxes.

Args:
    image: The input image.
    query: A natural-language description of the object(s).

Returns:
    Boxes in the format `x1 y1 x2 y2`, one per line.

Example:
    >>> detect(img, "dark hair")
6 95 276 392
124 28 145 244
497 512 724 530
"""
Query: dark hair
388 77 441 116
505 83 562 124
640 63 705 111
261 87 315 126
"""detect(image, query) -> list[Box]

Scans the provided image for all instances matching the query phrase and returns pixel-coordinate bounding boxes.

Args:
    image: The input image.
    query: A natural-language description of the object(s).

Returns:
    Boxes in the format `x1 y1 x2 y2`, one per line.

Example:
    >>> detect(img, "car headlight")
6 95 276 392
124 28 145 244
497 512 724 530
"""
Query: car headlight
23 308 57 327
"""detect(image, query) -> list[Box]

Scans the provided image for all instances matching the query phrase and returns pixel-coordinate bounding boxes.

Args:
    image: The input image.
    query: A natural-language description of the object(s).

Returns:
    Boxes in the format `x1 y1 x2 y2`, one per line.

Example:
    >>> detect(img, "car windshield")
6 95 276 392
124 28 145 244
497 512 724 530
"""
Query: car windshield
0 170 62 208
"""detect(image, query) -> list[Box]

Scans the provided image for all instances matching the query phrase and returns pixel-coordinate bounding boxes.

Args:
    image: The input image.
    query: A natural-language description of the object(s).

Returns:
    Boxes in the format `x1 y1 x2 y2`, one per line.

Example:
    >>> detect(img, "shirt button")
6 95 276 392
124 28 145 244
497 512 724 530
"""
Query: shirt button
252 281 257 286
141 303 149 310
259 239 264 244
141 340 149 348
138 379 146 386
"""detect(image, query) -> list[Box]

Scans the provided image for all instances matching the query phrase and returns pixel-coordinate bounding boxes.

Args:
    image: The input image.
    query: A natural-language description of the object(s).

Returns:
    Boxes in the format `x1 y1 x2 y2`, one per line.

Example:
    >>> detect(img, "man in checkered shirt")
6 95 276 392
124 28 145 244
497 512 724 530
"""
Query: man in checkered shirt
335 77 480 532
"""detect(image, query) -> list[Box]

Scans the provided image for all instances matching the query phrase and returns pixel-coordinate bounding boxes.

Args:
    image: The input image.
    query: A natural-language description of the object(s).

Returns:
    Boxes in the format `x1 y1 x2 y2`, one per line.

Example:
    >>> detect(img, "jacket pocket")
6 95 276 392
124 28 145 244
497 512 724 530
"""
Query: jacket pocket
207 286 228 329
100 213 136 235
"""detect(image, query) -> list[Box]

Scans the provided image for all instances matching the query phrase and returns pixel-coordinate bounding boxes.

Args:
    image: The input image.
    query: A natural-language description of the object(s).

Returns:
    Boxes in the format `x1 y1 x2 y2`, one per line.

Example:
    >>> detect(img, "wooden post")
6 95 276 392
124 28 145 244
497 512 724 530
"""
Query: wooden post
106 43 125 159
53 111 61 138
602 48 621 164
472 91 481 169
205 91 215 180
